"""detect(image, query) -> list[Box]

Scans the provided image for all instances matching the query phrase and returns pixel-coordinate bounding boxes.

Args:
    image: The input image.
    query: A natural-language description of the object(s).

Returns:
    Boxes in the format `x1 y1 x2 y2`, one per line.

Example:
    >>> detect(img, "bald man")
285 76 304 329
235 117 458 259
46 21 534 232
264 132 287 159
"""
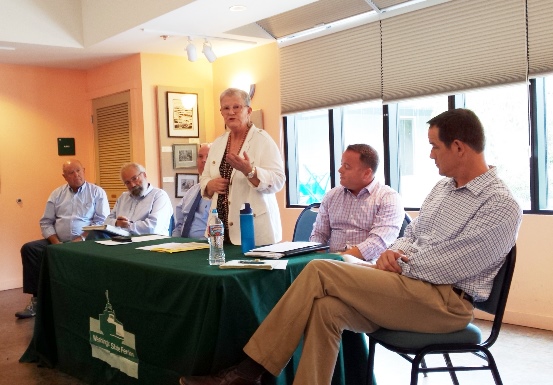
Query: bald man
16 160 109 319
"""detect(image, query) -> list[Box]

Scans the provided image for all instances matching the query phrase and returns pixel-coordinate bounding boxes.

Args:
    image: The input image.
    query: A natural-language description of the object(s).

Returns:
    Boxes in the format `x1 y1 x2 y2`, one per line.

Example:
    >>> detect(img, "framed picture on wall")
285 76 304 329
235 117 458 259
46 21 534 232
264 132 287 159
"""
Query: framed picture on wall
173 143 197 169
167 92 199 138
176 173 199 198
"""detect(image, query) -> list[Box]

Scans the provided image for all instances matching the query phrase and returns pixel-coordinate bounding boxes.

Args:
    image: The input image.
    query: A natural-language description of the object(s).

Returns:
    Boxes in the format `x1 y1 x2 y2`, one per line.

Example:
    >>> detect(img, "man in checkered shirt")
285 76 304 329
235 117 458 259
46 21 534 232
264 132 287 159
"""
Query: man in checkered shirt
310 143 405 261
179 109 523 385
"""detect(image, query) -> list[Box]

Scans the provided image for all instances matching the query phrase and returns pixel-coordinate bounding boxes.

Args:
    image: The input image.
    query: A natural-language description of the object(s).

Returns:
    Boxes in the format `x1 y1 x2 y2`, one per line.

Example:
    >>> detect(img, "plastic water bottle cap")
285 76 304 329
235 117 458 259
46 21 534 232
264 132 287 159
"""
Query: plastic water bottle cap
240 203 252 215
212 209 218 214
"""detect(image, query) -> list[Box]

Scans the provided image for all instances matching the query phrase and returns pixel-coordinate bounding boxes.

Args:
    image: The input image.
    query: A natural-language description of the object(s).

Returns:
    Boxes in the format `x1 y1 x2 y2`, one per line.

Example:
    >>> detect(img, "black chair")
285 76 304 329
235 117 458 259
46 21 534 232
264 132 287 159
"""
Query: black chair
366 245 517 385
292 203 320 242
399 212 412 238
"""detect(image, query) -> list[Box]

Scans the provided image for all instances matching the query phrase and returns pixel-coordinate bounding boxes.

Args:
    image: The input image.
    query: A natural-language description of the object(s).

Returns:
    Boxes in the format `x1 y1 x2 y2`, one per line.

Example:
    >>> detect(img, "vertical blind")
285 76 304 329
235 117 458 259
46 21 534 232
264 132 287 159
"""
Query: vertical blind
280 0 553 112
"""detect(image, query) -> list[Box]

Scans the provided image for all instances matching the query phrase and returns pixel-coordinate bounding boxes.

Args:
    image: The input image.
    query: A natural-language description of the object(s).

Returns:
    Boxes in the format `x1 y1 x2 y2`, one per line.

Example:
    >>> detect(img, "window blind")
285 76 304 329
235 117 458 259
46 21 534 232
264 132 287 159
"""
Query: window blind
280 23 381 114
280 0 553 111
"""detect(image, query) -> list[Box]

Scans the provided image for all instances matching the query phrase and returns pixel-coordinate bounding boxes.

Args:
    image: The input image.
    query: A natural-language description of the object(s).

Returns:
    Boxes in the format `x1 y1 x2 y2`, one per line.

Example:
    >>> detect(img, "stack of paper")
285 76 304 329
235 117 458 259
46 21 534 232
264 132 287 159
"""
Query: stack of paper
137 242 210 253
83 224 131 237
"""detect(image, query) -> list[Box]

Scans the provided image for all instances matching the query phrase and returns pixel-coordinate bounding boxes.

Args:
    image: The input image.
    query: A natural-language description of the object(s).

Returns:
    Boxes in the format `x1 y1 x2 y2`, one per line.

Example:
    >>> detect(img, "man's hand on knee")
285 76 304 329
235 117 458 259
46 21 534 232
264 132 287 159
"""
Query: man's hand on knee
375 250 408 273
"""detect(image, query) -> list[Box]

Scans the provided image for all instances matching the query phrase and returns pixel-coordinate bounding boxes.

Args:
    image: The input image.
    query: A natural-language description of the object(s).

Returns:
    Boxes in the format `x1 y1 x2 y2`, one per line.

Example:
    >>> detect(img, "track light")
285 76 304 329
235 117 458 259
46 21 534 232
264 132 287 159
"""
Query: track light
185 37 197 62
202 39 217 63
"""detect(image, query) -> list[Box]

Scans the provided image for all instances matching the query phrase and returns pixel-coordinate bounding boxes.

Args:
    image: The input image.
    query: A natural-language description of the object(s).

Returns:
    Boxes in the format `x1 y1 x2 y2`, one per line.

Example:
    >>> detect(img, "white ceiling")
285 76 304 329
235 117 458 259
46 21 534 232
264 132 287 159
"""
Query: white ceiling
0 0 317 69
0 0 445 70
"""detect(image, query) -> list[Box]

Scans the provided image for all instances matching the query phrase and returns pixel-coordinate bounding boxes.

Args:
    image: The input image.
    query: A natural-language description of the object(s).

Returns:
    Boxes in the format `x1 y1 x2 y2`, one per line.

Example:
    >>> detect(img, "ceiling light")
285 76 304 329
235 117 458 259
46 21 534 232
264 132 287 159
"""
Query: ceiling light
229 5 247 12
202 40 217 63
185 37 197 62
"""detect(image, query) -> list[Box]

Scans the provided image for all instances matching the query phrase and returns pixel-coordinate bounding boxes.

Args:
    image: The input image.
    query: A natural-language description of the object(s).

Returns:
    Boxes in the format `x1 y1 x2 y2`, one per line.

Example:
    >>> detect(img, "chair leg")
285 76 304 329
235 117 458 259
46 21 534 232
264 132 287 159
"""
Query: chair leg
367 338 377 385
409 354 425 385
443 353 460 385
421 357 428 377
480 348 504 385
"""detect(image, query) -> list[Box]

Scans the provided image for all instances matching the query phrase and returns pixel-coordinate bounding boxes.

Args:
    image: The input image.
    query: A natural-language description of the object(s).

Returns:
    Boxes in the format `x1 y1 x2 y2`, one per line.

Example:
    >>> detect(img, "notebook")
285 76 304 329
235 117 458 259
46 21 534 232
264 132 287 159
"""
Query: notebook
244 241 329 259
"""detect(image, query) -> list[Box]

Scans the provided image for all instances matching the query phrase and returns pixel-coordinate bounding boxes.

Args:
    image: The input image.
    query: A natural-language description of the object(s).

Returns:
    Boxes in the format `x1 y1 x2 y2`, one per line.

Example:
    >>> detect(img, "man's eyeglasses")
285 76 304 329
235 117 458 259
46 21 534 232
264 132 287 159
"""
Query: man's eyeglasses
220 105 248 114
123 172 143 186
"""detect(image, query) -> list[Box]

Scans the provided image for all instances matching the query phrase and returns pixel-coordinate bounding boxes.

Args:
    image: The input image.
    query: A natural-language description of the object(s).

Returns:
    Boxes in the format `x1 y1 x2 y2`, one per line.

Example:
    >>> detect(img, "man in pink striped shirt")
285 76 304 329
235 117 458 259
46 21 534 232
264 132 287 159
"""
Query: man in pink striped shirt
310 144 404 261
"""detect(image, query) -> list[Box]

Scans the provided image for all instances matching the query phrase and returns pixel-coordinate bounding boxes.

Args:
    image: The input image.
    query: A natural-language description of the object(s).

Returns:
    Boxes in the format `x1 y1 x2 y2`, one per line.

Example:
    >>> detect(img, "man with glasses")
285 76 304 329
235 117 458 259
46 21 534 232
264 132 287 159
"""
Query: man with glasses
16 159 109 319
104 162 173 235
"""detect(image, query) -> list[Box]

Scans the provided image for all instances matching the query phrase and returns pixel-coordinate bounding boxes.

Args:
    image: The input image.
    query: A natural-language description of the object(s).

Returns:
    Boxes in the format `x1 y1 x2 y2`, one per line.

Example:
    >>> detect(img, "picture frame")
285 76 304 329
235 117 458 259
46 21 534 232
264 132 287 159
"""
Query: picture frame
167 92 199 138
176 173 199 198
173 143 197 169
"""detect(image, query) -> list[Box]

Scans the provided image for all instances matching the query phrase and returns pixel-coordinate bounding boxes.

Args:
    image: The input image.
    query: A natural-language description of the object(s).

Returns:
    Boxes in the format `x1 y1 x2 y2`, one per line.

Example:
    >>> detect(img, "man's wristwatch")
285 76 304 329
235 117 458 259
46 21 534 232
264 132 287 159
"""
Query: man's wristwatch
247 166 256 179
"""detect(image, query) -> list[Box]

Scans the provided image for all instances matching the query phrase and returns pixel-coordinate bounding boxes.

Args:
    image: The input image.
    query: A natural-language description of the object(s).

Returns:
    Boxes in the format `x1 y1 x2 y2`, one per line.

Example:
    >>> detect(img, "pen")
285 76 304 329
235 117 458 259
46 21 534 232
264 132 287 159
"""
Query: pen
239 260 265 264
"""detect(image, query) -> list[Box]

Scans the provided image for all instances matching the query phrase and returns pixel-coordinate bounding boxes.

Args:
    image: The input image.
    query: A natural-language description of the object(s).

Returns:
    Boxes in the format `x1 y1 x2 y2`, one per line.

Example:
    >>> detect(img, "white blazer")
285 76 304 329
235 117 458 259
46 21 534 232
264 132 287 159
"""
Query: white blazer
200 125 285 245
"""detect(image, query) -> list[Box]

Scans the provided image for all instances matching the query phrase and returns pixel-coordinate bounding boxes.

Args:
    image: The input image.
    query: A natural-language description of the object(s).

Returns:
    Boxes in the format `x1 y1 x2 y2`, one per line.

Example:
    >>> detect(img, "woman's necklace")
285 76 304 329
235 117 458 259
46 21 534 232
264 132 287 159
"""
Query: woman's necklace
225 127 250 155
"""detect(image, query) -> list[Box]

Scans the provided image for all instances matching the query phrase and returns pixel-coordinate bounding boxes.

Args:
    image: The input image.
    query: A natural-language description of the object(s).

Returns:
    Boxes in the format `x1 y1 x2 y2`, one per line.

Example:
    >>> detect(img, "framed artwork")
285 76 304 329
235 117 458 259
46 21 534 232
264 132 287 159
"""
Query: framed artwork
167 92 199 138
176 173 199 198
173 143 197 169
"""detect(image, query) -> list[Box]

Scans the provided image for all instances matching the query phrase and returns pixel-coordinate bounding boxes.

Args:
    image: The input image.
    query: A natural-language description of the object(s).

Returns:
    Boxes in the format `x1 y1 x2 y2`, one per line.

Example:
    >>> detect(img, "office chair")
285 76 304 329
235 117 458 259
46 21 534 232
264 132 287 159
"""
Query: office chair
399 212 412 238
366 245 517 385
168 214 175 235
292 203 320 242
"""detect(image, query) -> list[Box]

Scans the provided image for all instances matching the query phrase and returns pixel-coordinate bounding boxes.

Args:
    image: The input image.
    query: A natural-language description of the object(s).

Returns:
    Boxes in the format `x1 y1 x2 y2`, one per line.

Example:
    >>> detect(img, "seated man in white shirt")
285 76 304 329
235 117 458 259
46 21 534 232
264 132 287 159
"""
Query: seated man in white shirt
173 143 212 238
104 162 173 235
310 144 405 261
16 159 109 318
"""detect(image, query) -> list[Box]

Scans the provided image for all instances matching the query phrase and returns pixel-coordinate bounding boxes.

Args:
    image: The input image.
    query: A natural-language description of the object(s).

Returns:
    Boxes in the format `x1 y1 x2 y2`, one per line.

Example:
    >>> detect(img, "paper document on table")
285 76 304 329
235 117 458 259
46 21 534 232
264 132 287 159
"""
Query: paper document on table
137 242 210 253
83 224 130 237
219 260 288 270
244 242 329 259
95 235 170 246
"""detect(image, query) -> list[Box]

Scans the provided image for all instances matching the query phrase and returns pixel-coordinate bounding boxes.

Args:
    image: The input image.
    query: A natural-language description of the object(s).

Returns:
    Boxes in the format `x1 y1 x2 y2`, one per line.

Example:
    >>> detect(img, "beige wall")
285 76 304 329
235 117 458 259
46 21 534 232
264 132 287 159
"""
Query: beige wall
211 43 303 242
0 44 552 331
0 63 91 289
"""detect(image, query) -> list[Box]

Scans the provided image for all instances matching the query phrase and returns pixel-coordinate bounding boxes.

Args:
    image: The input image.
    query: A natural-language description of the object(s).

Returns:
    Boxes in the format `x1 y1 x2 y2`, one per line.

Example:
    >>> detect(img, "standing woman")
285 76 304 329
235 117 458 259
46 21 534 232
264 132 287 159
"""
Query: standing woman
200 88 285 245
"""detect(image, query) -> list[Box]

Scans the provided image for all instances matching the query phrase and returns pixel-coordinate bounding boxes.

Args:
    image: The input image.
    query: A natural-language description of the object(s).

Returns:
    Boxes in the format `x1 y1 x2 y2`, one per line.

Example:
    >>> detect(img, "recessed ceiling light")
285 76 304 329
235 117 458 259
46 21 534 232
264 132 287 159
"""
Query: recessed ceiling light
229 5 247 12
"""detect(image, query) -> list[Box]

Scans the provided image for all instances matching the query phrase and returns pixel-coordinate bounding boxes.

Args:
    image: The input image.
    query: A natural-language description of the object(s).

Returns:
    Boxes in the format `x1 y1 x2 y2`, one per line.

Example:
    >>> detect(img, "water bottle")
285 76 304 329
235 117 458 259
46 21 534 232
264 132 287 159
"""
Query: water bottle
240 203 255 253
208 209 225 265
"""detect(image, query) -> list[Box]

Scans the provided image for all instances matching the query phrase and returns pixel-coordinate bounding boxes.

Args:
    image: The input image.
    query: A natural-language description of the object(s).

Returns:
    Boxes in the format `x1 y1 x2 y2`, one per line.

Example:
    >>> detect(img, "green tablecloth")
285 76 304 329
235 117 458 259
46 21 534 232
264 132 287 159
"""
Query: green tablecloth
21 238 369 385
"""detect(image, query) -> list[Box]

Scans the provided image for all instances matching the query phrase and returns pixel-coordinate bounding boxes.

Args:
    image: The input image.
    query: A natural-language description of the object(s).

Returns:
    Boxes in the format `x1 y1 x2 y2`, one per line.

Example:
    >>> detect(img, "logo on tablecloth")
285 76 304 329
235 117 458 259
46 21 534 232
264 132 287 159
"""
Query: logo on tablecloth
89 290 139 379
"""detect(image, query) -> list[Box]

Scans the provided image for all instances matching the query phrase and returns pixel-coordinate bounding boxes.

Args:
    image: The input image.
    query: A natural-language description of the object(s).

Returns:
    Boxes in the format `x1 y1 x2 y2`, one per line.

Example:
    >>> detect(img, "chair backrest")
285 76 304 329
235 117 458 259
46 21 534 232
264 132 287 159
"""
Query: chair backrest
292 203 320 242
398 213 412 238
477 245 517 347
168 214 175 235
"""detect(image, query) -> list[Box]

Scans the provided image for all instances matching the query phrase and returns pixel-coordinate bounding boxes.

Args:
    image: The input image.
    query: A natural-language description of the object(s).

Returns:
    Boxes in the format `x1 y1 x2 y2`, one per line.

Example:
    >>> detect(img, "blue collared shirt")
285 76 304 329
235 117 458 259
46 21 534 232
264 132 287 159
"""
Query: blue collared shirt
40 182 109 242
172 183 211 238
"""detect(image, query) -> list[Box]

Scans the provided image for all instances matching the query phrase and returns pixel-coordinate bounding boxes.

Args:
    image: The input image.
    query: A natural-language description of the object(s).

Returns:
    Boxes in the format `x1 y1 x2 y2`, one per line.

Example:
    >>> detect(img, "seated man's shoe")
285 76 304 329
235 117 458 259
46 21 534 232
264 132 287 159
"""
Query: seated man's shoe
179 365 262 385
15 296 37 319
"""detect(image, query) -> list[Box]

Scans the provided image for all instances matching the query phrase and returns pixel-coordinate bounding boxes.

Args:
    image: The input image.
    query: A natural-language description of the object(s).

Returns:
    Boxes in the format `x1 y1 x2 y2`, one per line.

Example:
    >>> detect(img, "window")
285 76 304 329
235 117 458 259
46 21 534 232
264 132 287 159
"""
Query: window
285 110 331 205
461 84 530 209
341 102 384 181
284 78 552 213
545 76 553 209
392 97 449 208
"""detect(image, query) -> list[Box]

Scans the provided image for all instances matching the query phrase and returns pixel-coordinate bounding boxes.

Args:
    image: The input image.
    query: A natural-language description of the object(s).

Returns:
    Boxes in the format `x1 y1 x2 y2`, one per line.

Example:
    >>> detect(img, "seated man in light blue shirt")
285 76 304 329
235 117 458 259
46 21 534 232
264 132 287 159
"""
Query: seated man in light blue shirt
173 143 212 238
104 162 173 236
16 159 109 319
